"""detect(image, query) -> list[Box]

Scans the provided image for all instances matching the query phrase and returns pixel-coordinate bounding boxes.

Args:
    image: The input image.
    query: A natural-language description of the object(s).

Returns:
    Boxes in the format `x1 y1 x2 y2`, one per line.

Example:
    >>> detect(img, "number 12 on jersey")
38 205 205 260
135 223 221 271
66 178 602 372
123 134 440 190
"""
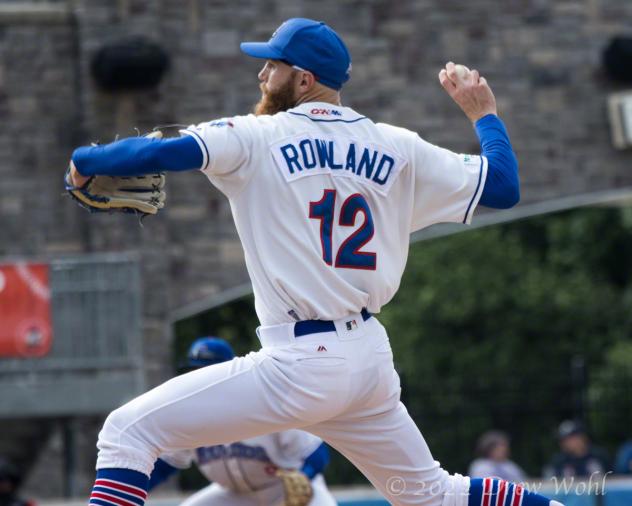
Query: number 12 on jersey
309 189 377 270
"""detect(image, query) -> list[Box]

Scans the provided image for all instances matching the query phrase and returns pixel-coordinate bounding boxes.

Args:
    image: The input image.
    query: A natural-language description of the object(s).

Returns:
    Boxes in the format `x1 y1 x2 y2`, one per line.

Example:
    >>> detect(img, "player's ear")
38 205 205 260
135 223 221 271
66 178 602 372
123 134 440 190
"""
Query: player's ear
298 70 316 91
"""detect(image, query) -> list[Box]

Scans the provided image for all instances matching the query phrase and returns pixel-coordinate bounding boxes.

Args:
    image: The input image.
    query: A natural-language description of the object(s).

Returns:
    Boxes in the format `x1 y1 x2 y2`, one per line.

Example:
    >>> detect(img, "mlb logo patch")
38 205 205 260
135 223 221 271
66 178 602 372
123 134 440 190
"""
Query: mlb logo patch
345 319 358 331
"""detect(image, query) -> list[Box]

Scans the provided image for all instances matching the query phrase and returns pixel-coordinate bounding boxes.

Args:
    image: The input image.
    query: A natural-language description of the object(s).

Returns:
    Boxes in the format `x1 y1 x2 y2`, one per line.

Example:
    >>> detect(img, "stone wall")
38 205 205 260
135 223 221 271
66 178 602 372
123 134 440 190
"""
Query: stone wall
1 0 632 497
4 0 632 316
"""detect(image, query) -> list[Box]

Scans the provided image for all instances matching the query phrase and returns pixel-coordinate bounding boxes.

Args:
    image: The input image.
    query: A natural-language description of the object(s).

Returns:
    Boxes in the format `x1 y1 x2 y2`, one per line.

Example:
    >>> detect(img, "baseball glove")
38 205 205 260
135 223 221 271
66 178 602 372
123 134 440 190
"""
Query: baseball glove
65 131 166 216
276 469 313 506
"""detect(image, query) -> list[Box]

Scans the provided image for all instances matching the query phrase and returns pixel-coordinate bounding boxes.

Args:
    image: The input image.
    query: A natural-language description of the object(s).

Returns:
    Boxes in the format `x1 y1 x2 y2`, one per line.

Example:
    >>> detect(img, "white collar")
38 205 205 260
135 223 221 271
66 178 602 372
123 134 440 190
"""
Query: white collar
287 102 365 121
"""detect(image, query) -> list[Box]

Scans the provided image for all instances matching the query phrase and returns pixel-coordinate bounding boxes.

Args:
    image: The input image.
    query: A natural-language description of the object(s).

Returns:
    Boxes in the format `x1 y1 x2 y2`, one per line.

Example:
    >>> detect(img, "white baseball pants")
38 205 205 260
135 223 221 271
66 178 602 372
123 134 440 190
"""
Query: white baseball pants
97 314 469 506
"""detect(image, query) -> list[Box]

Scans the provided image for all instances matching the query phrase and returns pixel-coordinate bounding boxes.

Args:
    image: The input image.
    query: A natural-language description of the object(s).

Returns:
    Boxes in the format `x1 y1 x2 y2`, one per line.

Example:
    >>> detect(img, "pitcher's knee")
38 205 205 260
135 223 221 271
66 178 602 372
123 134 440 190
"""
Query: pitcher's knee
95 403 158 475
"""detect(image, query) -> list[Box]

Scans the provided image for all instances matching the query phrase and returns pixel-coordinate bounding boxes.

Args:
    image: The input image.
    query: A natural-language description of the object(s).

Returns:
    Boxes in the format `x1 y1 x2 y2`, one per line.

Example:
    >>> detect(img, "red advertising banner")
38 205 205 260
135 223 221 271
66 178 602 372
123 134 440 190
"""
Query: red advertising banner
0 263 52 358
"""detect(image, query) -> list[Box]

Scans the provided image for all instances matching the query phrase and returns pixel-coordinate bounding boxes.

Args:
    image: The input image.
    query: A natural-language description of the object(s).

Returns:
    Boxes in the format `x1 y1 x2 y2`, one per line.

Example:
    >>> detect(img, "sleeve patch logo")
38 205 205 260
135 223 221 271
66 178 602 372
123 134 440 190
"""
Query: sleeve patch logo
208 120 234 128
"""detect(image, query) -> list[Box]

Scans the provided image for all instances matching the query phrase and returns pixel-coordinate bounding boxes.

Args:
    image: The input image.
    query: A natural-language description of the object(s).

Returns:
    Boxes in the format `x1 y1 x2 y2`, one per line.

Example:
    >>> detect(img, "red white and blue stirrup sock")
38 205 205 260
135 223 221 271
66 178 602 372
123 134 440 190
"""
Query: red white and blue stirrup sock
468 478 564 506
89 468 149 506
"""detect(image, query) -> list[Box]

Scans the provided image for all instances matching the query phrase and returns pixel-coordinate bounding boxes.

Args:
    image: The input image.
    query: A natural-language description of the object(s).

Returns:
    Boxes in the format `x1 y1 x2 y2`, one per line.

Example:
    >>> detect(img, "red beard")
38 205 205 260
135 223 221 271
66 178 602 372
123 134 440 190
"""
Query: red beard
254 77 298 116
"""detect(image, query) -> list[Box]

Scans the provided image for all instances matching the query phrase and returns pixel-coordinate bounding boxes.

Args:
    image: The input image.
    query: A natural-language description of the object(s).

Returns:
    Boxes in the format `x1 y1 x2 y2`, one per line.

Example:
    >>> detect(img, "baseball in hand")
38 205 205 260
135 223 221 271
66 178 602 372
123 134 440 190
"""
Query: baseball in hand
454 64 470 80
439 62 497 123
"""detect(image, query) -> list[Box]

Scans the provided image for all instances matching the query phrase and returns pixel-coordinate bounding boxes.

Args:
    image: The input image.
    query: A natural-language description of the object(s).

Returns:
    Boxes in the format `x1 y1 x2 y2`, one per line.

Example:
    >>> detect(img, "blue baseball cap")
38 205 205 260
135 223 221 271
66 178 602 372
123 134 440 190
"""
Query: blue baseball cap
187 337 235 368
240 18 351 90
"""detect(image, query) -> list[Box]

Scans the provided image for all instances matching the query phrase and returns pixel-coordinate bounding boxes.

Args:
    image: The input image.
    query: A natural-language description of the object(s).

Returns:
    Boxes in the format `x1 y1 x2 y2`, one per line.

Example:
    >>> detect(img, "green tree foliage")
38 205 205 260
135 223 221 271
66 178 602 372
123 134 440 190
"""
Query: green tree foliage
588 341 632 447
380 207 631 476
174 206 632 484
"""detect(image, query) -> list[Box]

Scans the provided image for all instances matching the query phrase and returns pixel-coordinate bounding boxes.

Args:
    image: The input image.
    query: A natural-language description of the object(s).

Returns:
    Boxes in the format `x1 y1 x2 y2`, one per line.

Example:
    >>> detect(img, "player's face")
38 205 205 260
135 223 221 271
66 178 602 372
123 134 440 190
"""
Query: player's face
254 60 299 116
560 434 589 456
489 441 509 461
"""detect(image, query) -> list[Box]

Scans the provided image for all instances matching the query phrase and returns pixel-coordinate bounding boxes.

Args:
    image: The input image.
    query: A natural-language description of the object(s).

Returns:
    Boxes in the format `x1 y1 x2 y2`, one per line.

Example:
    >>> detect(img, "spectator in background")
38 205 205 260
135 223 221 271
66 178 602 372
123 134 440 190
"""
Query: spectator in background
615 440 632 474
0 458 34 506
544 420 610 478
468 430 527 482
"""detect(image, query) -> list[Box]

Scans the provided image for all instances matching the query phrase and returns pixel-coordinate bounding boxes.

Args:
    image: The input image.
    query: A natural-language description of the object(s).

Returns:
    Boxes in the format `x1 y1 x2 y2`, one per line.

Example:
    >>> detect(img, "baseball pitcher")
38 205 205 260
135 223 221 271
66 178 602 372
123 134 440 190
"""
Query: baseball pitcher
148 337 335 506
68 18 563 506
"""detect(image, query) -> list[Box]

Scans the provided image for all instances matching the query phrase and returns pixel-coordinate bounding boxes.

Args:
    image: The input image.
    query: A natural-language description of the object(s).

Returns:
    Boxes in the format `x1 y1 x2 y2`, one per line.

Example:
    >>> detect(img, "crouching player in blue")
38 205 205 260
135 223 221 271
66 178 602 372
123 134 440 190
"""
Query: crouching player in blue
147 337 337 506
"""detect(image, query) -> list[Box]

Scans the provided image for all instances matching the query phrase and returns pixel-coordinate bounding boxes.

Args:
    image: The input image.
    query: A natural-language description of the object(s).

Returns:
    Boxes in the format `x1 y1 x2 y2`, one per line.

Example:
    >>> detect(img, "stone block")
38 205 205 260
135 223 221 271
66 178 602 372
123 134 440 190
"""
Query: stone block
202 29 240 57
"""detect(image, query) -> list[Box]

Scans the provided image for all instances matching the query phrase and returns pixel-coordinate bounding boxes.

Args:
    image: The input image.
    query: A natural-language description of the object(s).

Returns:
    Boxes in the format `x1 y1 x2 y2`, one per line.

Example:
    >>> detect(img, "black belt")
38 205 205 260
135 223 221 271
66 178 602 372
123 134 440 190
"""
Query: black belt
294 309 372 337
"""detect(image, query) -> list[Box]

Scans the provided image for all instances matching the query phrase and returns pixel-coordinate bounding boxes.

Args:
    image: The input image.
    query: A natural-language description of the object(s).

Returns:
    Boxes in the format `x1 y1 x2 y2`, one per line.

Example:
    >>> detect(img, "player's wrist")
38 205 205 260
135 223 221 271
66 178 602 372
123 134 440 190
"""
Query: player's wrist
469 109 498 124
68 160 90 188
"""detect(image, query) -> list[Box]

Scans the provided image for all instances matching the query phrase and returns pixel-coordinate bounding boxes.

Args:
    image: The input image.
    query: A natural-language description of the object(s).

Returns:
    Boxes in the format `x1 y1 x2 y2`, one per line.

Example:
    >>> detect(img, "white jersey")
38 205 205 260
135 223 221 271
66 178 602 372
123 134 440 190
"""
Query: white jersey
182 102 487 325
160 430 322 493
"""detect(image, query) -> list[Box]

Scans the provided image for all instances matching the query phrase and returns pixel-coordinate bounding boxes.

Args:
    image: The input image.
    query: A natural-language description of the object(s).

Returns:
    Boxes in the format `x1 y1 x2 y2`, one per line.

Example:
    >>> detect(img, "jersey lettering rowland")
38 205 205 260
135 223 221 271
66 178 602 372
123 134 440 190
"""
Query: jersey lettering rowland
272 134 405 194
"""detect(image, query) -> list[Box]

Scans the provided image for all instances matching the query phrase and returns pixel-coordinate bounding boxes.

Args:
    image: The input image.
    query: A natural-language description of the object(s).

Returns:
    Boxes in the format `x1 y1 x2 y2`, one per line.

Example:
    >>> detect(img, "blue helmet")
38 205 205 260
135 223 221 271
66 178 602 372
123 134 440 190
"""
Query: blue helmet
187 337 235 368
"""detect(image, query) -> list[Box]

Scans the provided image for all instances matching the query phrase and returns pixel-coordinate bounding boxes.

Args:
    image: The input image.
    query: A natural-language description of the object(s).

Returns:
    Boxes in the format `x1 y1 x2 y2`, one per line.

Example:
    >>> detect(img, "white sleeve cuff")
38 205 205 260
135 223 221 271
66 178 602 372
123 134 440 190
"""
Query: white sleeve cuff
180 129 210 171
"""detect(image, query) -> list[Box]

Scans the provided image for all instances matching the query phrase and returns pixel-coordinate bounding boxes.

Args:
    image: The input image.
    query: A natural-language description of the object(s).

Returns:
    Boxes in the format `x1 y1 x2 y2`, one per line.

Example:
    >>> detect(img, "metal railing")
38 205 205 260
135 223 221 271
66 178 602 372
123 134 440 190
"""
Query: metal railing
0 253 145 417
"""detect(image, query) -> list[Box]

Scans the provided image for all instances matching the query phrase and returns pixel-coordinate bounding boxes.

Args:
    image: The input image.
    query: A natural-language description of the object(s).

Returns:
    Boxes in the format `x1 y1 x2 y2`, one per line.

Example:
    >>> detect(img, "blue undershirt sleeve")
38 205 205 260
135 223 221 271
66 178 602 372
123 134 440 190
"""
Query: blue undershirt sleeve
71 135 204 177
147 458 179 491
475 114 520 209
300 443 330 479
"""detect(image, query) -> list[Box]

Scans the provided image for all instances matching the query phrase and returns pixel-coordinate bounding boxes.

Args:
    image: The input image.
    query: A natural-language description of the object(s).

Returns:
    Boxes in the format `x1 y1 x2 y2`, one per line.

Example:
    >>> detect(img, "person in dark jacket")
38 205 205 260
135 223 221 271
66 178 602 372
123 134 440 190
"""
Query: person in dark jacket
544 421 610 478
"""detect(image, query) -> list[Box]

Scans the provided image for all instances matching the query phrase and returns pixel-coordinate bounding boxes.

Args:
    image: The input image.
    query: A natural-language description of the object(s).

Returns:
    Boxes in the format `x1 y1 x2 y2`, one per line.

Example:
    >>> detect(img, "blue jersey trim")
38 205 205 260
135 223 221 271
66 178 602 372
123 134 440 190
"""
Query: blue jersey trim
288 112 368 123
462 156 484 224
301 442 330 479
184 130 211 171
